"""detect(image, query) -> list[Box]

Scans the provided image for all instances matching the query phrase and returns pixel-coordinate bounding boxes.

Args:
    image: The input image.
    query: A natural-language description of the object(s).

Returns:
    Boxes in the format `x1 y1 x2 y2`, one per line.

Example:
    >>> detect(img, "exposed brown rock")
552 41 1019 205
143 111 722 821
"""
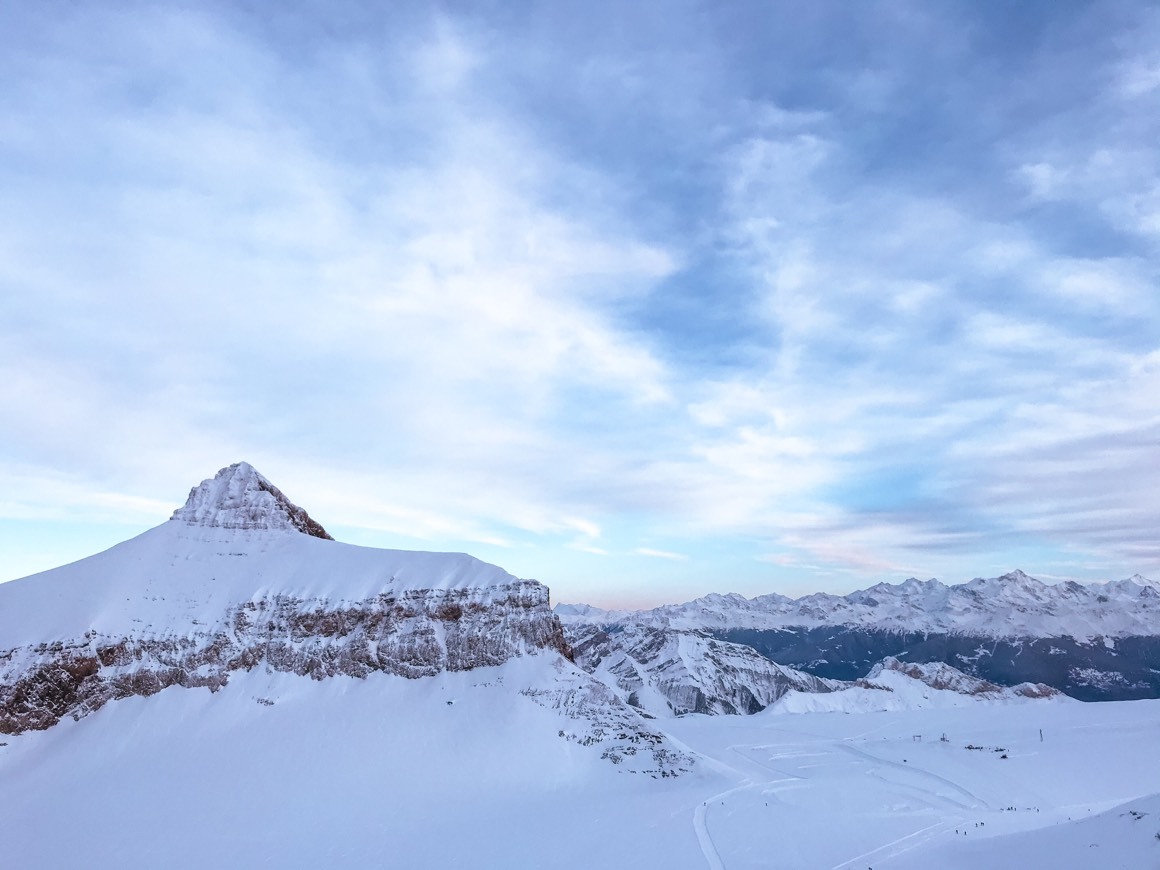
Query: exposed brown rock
0 582 572 735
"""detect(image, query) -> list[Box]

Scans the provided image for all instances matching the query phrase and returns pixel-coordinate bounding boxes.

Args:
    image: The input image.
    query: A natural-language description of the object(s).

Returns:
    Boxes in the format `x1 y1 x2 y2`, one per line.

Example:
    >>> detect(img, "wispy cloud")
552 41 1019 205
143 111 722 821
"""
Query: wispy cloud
634 548 688 562
2 2 1158 604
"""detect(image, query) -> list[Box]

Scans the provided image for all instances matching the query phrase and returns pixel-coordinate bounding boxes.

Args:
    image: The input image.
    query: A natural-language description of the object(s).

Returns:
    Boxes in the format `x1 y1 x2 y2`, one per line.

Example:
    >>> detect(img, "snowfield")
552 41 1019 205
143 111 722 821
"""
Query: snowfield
667 698 1160 869
1 662 1157 868
0 658 711 869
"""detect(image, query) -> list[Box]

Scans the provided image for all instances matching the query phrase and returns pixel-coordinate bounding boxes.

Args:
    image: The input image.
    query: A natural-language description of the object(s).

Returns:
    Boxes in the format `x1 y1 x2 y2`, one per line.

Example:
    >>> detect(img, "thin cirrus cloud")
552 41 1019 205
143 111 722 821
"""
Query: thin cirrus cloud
0 2 1158 607
635 549 688 562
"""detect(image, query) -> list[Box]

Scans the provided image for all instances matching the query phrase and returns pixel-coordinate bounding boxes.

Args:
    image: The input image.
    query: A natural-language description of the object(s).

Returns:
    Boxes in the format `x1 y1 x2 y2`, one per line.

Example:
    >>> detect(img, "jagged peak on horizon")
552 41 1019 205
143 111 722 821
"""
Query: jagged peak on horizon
170 461 334 540
999 568 1037 582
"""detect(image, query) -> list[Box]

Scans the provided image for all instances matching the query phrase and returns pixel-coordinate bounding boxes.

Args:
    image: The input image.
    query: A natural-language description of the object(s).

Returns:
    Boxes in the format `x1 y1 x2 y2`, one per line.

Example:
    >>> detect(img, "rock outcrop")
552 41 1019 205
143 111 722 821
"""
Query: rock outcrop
566 623 841 717
0 582 571 734
860 656 1061 701
171 461 334 539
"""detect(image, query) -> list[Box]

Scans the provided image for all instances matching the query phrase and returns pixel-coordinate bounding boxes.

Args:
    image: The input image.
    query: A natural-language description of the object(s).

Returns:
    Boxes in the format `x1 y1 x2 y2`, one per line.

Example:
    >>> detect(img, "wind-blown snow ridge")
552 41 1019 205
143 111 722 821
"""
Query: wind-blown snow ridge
171 461 333 539
559 569 1160 639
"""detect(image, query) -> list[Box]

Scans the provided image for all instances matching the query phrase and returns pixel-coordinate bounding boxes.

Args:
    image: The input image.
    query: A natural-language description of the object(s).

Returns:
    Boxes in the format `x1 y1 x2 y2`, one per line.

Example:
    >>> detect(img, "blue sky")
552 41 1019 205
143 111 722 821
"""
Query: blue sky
2 1 1158 607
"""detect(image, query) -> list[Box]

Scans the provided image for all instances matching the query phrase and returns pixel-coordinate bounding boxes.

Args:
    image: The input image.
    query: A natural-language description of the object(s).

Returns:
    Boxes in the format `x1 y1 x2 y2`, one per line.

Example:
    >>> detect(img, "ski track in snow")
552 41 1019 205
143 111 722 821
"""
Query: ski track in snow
836 741 988 810
694 784 743 870
687 735 979 870
689 744 759 870
691 800 723 870
829 819 953 870
728 743 807 782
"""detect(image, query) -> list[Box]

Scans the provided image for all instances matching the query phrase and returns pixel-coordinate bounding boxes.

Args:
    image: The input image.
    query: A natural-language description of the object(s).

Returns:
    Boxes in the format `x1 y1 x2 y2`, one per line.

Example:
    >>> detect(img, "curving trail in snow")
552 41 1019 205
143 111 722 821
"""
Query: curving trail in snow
692 792 730 870
687 752 757 870
691 799 723 870
666 698 1160 870
837 741 988 811
685 734 983 870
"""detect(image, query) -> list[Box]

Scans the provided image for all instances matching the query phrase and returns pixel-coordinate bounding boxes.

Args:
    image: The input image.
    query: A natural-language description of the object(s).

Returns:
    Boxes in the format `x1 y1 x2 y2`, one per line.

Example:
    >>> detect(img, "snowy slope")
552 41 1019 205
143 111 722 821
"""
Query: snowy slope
665 697 1160 870
567 618 1067 718
0 658 702 869
3 664 1153 870
866 656 1060 699
888 792 1160 870
558 569 1160 639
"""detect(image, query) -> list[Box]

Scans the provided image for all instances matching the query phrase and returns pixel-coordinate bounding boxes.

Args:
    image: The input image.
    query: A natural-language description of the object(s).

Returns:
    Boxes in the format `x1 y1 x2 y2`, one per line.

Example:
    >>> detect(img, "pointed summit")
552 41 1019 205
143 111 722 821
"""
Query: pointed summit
998 569 1039 585
1127 573 1159 590
170 462 333 539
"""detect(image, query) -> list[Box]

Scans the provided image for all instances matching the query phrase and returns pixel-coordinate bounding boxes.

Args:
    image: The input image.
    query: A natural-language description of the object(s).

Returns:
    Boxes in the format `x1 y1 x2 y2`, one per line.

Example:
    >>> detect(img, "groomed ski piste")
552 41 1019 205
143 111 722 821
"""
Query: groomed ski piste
2 659 1158 869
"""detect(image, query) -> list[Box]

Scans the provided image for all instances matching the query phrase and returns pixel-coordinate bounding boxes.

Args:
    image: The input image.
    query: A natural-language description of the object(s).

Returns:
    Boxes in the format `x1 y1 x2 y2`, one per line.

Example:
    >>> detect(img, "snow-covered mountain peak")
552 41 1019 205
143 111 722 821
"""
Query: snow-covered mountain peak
961 568 1049 601
999 568 1039 585
170 462 333 539
967 569 1042 590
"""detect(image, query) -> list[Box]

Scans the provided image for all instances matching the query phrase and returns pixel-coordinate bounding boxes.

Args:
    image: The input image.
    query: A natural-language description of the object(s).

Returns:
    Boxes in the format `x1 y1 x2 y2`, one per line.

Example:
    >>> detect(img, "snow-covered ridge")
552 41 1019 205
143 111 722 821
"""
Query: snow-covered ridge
0 520 536 647
559 569 1160 639
863 656 1061 700
769 656 1066 715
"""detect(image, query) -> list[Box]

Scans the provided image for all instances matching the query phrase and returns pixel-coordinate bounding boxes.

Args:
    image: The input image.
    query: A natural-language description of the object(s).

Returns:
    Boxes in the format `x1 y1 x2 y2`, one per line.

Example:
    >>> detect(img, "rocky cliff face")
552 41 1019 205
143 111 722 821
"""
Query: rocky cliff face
566 623 841 717
861 656 1061 701
0 463 573 736
171 461 334 539
0 582 571 734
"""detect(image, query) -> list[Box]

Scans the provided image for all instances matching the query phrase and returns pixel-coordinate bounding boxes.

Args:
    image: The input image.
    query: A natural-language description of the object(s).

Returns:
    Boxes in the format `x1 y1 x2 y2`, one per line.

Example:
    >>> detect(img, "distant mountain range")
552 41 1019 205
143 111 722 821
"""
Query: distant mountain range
557 570 1160 702
557 570 1160 638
